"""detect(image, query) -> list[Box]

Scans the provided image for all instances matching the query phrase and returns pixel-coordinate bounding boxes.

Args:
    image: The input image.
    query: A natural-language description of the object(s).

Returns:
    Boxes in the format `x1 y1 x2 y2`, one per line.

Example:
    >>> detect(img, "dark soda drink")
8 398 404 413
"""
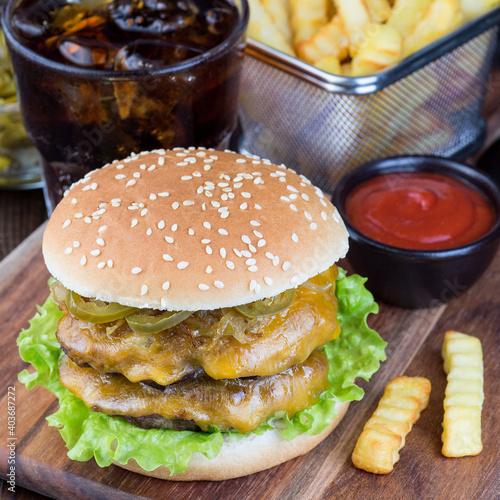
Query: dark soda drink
2 0 248 212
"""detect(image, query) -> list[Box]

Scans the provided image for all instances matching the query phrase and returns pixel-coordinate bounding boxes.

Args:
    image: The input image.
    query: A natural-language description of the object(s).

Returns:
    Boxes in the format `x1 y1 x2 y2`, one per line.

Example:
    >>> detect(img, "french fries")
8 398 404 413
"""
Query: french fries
351 24 402 77
402 0 463 57
289 0 329 47
441 330 484 457
297 15 349 64
248 0 500 76
352 376 431 474
247 0 296 56
333 0 371 56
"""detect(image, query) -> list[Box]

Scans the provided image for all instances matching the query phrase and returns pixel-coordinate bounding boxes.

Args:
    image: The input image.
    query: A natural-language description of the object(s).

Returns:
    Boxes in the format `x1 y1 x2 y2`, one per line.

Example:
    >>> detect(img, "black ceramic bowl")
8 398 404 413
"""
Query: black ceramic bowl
332 156 500 308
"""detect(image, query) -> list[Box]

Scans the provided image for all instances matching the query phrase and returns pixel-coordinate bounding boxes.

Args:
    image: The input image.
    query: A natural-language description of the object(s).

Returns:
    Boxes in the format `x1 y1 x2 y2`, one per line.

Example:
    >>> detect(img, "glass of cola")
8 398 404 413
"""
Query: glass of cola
2 0 248 212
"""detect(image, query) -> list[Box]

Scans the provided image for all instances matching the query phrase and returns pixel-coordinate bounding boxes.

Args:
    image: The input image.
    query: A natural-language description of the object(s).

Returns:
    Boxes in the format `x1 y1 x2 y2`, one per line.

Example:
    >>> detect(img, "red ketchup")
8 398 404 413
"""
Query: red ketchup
345 172 496 250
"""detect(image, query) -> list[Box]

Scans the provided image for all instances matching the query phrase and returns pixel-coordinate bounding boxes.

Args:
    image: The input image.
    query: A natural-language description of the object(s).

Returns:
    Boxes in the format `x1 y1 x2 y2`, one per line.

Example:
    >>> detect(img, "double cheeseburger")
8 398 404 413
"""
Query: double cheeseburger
21 148 386 480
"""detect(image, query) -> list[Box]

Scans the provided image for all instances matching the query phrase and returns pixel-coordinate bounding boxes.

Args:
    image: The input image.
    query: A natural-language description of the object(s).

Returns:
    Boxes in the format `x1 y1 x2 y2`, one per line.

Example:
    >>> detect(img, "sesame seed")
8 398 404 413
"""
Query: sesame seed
221 212 229 219
264 277 273 286
141 285 148 295
73 241 80 248
165 236 174 244
287 185 298 193
178 162 188 167
302 193 310 201
321 211 328 221
310 223 318 230
62 219 71 229
273 256 279 266
220 193 227 201
201 239 211 244
320 198 327 207
161 298 167 308
84 217 92 224
172 202 180 210
82 185 91 192
146 228 152 236
248 265 258 272
203 221 211 229
292 233 299 242
253 230 263 238
281 196 290 203
246 258 256 265
158 157 165 165
332 210 340 222
183 200 195 206
90 249 101 256
290 204 298 212
234 248 242 257
255 204 262 210
265 252 274 260
116 164 124 169
148 165 156 171
132 267 142 274
64 247 73 255
199 283 210 291
282 261 291 271
234 183 243 188
240 202 248 210
206 246 213 255
178 261 189 269
249 245 257 253
181 175 192 181
98 225 108 233
219 228 228 236
97 262 106 269
188 228 195 236
242 235 251 244
257 239 266 247
163 254 173 261
203 165 211 171
96 238 104 246
131 219 138 228
241 192 251 198
304 211 312 221
150 194 157 200
126 179 136 187
71 198 77 205
241 250 252 258
107 260 113 267
226 261 235 270
211 201 221 208
291 274 300 284
250 220 261 227
158 220 166 229
289 193 298 200
171 224 178 231
214 281 224 289
162 281 170 291
80 255 87 266
158 192 169 197
206 265 213 273
249 280 257 291
236 158 246 163
133 172 141 179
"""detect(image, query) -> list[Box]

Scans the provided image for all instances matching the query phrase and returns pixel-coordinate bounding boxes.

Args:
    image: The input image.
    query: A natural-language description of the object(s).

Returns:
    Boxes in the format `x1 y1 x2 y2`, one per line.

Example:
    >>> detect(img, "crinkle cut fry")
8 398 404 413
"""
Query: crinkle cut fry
441 330 484 457
352 376 431 474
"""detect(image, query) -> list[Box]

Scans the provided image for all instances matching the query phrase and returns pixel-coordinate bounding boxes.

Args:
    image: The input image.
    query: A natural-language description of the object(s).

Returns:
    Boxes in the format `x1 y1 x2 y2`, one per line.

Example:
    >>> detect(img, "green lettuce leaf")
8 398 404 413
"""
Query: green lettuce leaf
17 270 386 474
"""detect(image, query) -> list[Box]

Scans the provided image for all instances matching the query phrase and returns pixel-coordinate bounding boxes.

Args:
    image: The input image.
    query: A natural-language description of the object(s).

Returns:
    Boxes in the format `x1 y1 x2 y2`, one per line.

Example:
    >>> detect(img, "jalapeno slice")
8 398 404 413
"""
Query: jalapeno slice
66 290 137 324
234 288 297 318
125 310 193 334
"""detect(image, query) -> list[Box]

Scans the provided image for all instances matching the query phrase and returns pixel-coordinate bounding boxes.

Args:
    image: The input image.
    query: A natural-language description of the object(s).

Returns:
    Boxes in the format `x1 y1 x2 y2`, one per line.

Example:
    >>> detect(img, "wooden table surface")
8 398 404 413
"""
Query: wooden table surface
1 75 500 500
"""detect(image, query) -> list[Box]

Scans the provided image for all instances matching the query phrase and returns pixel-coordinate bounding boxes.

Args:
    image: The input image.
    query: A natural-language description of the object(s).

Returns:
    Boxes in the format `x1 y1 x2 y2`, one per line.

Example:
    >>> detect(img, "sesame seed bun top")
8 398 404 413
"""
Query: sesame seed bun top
42 148 349 311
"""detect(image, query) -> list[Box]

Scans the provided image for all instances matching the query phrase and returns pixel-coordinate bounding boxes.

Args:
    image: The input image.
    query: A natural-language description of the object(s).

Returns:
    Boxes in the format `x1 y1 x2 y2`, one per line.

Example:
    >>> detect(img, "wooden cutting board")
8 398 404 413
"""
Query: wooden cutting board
0 224 499 500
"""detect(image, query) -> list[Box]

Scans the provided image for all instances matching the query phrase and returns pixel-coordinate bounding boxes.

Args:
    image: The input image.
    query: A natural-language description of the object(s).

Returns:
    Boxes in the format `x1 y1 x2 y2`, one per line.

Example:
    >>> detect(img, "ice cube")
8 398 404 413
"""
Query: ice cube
114 39 202 70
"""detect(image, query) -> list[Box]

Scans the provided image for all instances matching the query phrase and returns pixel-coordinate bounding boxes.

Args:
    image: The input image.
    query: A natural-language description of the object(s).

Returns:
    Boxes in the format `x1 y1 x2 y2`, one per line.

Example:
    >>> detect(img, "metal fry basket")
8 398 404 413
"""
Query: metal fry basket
239 10 500 193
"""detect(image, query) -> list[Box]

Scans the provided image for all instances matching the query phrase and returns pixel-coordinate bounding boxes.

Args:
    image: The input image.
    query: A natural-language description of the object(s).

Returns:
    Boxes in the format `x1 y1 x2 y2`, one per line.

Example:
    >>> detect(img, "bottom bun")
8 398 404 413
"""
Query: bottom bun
115 400 350 481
